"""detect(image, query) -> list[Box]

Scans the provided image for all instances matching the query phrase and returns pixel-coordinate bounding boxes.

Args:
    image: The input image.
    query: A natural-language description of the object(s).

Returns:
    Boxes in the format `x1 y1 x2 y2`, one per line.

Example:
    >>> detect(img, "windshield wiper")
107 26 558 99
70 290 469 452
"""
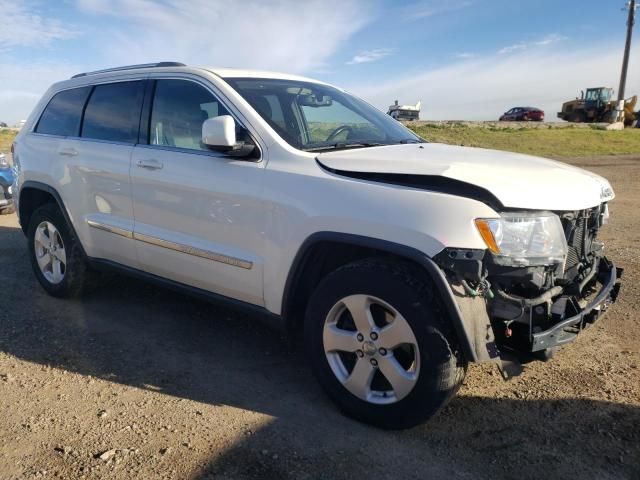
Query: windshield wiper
398 138 426 144
305 142 385 152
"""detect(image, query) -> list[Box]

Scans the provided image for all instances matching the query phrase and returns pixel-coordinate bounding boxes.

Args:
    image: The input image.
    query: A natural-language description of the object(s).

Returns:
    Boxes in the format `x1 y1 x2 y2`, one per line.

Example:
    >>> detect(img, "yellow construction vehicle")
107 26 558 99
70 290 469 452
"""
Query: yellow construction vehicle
623 95 638 126
558 87 637 125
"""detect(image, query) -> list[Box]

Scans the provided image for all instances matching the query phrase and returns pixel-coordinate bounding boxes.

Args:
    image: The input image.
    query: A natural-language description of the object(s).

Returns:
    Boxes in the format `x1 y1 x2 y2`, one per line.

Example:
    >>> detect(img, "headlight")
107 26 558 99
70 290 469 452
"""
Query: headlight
475 212 567 266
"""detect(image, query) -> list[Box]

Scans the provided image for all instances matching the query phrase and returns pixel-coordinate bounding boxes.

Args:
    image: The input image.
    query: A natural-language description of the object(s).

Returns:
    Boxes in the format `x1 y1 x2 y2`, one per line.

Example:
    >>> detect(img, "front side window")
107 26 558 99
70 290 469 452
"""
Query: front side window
81 81 144 144
150 79 230 151
225 78 422 152
36 87 91 136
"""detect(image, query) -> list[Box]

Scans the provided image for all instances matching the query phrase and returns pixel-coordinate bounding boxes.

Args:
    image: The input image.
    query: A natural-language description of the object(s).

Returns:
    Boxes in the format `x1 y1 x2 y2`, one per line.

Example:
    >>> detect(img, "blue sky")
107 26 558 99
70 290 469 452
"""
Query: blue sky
1 0 638 124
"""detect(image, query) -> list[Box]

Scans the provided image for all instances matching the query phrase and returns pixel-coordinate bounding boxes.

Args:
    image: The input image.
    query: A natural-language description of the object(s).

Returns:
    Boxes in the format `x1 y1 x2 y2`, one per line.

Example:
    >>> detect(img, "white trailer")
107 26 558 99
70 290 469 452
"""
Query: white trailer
387 100 421 121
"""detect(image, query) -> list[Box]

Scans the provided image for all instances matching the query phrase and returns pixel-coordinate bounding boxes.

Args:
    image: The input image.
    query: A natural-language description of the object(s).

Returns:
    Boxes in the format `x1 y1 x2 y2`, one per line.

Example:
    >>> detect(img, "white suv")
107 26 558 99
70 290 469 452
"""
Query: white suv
12 63 622 429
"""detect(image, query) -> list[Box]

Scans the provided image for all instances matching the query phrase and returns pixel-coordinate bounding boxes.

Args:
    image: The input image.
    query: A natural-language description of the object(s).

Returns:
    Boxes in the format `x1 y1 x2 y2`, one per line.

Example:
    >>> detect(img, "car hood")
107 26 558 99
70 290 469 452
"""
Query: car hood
316 143 614 211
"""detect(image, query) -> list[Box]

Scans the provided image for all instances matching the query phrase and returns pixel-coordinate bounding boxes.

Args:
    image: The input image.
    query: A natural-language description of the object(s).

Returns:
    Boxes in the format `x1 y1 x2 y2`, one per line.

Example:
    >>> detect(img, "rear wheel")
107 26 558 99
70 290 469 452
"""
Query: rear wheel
305 258 467 429
27 203 91 298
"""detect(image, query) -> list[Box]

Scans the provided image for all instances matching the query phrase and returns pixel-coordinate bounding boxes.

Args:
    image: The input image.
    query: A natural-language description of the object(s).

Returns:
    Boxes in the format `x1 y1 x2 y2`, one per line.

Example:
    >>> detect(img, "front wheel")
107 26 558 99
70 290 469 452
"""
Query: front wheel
304 258 467 429
569 112 586 123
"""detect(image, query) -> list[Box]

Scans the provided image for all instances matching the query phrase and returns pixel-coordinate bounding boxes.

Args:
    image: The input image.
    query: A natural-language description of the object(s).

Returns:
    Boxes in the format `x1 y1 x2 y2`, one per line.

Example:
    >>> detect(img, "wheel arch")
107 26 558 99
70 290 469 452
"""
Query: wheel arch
18 181 85 254
281 232 479 362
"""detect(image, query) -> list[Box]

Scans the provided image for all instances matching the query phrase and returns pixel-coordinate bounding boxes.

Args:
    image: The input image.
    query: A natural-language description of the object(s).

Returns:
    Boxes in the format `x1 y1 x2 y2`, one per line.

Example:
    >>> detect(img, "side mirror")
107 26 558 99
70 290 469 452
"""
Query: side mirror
202 115 236 148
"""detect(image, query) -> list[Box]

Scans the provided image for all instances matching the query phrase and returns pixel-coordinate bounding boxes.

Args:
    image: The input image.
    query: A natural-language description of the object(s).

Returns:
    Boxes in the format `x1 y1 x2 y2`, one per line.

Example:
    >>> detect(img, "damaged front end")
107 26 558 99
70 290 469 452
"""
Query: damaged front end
435 204 622 375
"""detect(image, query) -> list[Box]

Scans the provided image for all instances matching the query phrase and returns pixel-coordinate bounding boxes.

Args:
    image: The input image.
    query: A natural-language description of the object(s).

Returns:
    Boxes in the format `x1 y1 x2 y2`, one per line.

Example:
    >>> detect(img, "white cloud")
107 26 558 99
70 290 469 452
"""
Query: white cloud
0 0 373 123
498 43 527 55
401 0 473 20
75 0 373 74
535 33 568 46
0 1 80 122
0 0 79 50
351 45 640 121
454 52 477 59
347 48 394 65
0 62 81 124
499 33 567 54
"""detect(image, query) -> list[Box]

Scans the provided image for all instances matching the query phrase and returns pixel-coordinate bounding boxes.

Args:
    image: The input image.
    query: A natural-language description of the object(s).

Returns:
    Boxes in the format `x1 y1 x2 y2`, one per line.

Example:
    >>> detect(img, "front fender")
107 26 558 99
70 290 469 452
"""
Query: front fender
281 232 493 363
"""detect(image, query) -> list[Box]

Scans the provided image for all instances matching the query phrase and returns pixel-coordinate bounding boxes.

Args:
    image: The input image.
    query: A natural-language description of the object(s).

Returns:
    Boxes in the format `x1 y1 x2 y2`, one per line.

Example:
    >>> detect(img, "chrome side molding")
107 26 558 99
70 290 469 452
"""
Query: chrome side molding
87 219 253 270
86 219 133 239
133 232 253 270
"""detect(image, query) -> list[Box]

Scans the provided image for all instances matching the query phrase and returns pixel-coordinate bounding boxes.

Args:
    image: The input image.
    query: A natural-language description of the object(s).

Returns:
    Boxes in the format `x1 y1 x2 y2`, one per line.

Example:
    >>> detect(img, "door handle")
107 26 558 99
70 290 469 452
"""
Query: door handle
136 159 163 170
58 148 78 157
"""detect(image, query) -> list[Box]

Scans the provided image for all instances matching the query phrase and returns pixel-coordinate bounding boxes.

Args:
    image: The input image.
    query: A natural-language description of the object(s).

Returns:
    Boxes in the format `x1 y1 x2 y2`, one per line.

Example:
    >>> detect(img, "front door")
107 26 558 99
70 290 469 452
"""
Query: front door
130 78 265 306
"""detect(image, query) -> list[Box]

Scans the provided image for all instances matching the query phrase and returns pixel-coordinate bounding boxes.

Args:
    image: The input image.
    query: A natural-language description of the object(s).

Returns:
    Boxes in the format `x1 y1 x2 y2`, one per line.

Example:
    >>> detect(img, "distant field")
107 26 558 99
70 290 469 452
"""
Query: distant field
0 129 17 154
407 123 640 158
2 124 639 158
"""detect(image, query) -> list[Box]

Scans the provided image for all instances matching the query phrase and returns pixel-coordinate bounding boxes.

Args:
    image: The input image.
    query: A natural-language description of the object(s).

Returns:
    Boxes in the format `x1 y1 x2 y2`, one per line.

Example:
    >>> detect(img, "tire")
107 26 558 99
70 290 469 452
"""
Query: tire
569 112 586 123
304 258 467 429
27 203 91 298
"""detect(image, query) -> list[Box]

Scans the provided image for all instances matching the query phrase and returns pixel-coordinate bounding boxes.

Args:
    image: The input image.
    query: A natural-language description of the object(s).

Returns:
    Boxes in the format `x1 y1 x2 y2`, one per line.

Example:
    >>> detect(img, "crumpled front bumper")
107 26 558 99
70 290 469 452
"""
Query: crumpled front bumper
531 257 622 352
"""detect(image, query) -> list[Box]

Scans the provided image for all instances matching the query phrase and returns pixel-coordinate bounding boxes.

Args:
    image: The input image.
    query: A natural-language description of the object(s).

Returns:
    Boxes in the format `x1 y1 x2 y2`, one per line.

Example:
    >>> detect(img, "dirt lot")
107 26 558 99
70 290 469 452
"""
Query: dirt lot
0 155 639 480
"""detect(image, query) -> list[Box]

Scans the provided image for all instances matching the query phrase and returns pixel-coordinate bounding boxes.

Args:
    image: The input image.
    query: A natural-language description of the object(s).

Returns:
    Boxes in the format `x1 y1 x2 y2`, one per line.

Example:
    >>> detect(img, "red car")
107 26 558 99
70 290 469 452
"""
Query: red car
499 107 544 122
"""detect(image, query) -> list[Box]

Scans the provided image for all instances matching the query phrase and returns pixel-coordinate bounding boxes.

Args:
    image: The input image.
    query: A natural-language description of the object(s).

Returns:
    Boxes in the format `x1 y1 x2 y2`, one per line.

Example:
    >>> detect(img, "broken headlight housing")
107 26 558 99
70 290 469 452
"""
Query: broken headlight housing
475 212 568 267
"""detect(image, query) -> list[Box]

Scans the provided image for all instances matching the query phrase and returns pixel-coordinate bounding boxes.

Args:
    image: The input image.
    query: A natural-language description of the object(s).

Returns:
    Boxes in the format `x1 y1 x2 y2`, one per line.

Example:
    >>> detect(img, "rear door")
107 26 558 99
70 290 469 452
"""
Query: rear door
64 79 144 266
130 77 265 306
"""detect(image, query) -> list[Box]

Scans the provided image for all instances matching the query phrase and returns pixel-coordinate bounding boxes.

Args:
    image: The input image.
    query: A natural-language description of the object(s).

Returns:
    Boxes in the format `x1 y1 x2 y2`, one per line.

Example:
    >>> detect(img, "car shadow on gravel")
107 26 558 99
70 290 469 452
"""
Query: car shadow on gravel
1 223 638 480
191 395 640 480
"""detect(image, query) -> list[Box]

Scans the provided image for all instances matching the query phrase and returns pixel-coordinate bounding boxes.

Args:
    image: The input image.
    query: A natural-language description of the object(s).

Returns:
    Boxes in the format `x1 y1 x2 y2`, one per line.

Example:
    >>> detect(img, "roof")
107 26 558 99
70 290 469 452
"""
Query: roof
203 67 327 84
388 105 420 112
68 62 327 85
388 101 421 112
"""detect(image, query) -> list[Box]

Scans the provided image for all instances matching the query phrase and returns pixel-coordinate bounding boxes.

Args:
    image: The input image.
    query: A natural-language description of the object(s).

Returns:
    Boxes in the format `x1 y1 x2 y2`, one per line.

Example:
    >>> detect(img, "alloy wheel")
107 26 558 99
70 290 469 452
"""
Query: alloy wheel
34 221 67 284
322 294 420 405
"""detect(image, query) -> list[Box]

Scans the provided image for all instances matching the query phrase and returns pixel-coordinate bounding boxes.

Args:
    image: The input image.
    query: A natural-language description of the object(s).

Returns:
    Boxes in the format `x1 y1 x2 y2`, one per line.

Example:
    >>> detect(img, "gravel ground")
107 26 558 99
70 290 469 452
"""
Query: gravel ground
0 155 638 480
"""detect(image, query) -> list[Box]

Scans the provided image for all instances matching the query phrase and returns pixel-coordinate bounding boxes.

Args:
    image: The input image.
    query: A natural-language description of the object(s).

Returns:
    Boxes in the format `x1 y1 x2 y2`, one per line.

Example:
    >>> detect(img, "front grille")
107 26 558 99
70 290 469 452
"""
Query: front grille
559 205 604 277
566 217 586 269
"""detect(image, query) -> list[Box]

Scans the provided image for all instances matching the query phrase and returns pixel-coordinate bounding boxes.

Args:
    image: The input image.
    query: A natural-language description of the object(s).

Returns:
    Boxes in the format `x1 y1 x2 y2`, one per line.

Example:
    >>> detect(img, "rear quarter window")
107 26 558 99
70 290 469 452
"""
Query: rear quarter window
35 87 91 136
81 81 144 144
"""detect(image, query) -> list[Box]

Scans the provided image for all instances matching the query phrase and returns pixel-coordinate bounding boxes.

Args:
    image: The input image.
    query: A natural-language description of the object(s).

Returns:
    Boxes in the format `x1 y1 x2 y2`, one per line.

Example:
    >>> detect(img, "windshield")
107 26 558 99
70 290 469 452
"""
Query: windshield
585 90 599 101
225 78 423 152
585 89 612 102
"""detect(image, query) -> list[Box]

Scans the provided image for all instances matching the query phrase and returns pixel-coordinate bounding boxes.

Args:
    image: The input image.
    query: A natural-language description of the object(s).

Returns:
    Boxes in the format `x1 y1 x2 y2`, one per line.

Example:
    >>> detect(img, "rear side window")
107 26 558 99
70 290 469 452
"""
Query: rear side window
35 87 90 136
81 81 144 144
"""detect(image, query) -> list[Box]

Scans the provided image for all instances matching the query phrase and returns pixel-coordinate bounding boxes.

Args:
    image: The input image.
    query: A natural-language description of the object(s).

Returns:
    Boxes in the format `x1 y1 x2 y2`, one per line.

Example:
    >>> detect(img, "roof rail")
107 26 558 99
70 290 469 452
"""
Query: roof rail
71 62 187 79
